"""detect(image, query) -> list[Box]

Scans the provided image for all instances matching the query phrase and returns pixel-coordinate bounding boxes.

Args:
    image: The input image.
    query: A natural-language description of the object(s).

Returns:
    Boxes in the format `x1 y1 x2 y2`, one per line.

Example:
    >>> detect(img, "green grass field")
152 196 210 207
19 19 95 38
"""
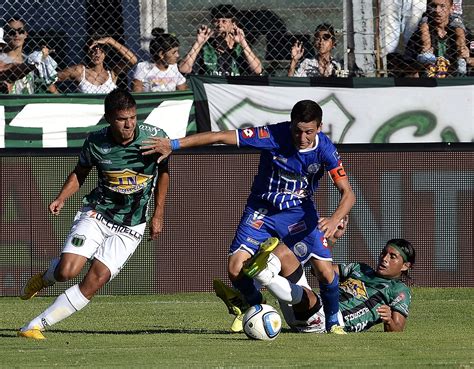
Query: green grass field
1 288 473 368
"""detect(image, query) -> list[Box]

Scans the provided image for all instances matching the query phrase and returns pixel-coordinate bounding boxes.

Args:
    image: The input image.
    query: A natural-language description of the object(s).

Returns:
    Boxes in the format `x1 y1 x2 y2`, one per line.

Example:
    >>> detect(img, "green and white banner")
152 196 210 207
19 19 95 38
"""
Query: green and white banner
191 76 474 143
0 91 195 148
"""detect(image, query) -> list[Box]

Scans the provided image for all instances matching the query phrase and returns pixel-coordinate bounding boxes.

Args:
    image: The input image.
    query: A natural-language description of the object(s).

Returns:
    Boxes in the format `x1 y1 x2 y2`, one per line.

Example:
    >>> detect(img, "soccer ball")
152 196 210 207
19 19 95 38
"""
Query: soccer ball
243 304 282 341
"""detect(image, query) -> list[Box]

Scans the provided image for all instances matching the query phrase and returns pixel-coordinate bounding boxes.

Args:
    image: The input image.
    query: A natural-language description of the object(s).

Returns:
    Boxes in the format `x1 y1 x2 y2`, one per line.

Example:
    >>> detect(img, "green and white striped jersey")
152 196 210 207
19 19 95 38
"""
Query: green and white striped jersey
78 123 168 226
339 263 411 332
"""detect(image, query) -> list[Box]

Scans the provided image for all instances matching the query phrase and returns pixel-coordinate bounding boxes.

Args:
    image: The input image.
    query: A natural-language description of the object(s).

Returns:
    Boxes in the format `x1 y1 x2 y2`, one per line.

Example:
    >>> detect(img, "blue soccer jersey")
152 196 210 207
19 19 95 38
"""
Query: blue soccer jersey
236 122 344 210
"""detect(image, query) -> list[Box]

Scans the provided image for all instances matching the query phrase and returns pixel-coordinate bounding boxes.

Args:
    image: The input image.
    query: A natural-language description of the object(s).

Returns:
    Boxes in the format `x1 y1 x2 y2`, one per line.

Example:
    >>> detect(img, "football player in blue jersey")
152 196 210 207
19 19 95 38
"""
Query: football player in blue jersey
142 99 355 334
18 89 170 339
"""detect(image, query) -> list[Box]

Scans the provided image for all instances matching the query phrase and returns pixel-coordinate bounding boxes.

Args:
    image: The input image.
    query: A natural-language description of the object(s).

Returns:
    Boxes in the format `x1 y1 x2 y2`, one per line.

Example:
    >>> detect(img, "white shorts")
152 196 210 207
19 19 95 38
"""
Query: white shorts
62 208 146 280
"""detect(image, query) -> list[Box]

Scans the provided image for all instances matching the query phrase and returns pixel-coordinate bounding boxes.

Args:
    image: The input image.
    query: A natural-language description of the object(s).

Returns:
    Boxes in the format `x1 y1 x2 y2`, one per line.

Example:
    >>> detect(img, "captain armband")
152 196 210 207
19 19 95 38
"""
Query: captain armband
329 166 347 183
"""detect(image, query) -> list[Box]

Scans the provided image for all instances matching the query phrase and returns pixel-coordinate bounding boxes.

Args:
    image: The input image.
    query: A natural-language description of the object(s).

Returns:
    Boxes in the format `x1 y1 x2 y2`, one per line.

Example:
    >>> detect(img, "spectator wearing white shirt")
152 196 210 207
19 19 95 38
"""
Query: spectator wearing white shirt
133 28 187 92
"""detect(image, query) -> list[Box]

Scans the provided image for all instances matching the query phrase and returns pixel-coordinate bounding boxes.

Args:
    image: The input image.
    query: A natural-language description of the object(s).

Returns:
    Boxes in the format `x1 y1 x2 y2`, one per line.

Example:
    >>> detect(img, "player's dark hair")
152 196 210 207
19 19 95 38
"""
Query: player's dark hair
290 100 323 126
150 28 180 63
104 88 136 116
386 238 416 280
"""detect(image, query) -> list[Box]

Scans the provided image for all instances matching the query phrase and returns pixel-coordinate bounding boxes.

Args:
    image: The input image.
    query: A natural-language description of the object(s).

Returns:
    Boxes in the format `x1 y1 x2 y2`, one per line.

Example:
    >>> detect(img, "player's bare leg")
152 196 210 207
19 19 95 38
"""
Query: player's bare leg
18 258 110 339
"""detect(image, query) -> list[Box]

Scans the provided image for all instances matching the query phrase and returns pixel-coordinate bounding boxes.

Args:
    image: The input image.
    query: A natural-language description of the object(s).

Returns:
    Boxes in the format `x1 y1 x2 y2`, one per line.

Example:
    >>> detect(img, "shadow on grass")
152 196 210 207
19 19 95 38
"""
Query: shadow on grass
0 327 239 338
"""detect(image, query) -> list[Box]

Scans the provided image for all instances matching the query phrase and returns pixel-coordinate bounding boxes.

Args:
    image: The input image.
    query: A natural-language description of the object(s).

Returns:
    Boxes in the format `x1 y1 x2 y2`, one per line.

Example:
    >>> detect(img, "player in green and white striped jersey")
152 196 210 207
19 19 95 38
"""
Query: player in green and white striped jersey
242 217 416 333
18 89 170 340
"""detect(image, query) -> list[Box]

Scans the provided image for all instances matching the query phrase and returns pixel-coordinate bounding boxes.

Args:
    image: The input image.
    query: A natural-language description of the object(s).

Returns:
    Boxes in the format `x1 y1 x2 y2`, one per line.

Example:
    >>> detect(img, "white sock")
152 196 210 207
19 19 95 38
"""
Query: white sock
23 284 90 331
253 254 303 304
42 257 60 285
266 274 304 305
253 253 282 286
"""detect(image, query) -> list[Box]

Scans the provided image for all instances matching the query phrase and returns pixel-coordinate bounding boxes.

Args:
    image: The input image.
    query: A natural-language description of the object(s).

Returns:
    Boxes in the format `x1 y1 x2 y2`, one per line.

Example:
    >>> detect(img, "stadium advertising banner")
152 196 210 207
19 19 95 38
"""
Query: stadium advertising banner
190 76 474 143
0 91 195 148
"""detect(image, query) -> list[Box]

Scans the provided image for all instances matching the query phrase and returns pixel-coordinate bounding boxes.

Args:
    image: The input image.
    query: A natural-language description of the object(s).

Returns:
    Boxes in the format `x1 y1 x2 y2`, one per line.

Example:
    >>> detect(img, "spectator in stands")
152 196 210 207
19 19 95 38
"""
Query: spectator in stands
179 4 263 76
2 17 35 94
417 0 468 75
132 28 187 92
288 23 345 77
0 27 6 52
54 35 137 93
405 0 462 77
379 0 427 57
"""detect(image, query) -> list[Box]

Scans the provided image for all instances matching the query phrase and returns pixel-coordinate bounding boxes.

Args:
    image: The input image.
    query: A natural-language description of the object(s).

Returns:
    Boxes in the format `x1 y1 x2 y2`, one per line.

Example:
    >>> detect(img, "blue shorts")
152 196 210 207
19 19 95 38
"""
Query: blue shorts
230 198 332 265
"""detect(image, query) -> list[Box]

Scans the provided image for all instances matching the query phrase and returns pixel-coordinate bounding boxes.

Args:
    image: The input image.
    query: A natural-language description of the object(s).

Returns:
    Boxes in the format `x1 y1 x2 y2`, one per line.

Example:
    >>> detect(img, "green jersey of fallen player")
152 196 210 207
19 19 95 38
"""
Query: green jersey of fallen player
78 123 168 226
338 263 411 332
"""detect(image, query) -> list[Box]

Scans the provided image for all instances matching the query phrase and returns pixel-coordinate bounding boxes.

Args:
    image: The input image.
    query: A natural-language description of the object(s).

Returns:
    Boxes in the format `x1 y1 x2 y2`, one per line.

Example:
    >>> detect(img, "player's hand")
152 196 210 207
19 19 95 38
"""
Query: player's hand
332 215 348 240
149 215 164 240
318 216 340 238
49 199 65 215
376 305 393 324
141 137 172 163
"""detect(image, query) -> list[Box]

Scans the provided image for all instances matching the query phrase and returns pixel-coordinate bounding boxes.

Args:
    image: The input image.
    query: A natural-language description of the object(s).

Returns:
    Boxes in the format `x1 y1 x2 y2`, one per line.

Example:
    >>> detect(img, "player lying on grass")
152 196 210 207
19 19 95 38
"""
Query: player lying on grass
215 216 416 333
17 89 170 340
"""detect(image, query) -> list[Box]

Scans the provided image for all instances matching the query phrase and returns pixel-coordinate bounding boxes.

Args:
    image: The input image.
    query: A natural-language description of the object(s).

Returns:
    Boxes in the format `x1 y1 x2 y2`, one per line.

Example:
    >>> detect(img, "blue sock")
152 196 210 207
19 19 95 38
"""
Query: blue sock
232 276 263 306
319 272 340 330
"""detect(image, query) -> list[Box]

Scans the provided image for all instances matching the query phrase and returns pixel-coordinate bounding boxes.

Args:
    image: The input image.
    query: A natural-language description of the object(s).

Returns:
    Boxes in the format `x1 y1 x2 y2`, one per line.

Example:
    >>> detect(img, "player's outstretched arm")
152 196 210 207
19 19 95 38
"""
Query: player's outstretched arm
49 164 91 215
141 130 237 162
318 177 355 238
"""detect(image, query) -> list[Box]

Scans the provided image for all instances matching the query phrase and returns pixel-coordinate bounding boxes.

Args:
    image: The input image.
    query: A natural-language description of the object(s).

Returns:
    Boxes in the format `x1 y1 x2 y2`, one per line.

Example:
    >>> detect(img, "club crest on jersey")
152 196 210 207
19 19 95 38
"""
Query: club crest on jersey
307 163 321 173
104 169 153 194
71 234 86 247
257 127 270 139
293 242 308 258
242 128 255 139
340 278 369 300
100 143 112 154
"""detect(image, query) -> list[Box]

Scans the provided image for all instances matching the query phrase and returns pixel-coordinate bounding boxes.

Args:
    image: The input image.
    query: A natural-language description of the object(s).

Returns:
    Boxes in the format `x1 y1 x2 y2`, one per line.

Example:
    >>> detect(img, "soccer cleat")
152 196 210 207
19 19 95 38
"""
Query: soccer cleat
17 326 46 340
328 325 347 335
20 272 50 300
212 278 248 317
242 237 280 278
230 313 244 333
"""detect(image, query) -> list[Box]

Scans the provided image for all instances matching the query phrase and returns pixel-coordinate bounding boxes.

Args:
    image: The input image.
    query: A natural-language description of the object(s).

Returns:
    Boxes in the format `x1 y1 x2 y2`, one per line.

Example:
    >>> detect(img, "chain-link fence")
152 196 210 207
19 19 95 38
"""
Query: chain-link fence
1 0 473 94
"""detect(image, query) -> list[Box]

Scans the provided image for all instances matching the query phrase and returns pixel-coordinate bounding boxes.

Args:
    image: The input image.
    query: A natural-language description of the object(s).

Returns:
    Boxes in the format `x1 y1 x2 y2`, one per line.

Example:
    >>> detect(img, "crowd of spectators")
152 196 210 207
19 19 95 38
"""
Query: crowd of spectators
1 1 473 95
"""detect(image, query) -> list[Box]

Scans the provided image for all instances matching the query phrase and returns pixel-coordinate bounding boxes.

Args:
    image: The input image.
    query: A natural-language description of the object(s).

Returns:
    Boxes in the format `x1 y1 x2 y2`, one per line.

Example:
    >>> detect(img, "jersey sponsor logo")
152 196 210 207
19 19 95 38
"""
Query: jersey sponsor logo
288 220 307 235
293 242 308 258
242 128 255 139
307 163 321 173
139 124 164 137
246 237 261 246
71 234 86 247
100 143 112 154
104 169 153 194
92 212 142 240
278 168 306 182
340 278 369 300
245 208 268 230
99 159 112 164
343 307 370 322
332 150 341 162
329 166 347 182
257 127 270 139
